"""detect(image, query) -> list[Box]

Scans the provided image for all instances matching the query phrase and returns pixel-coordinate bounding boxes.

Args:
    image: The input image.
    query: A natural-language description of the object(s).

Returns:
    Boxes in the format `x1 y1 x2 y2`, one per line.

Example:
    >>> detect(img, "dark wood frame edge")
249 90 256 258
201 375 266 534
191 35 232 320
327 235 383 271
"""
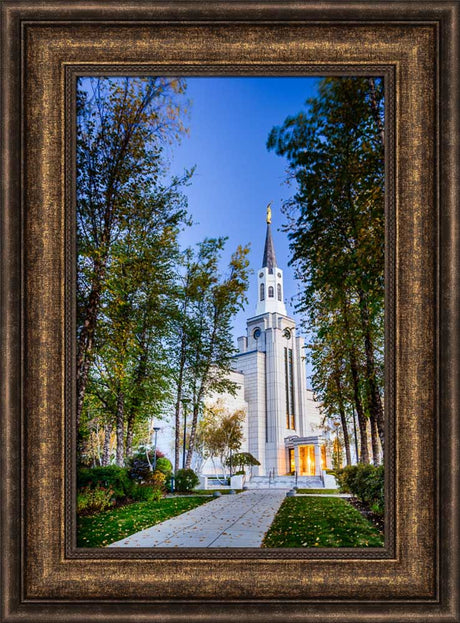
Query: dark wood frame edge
64 61 396 563
1 1 458 622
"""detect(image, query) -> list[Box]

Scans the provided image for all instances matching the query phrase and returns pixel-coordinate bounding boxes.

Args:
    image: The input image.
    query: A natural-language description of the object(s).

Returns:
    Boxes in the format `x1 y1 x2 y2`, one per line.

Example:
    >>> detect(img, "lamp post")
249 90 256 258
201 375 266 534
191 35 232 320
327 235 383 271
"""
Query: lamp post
152 426 160 471
181 398 190 470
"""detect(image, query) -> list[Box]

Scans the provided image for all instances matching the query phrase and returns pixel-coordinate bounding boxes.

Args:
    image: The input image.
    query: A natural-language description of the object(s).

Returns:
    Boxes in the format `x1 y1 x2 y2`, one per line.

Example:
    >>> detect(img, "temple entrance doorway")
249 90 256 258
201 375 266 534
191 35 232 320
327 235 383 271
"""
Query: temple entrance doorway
299 445 315 476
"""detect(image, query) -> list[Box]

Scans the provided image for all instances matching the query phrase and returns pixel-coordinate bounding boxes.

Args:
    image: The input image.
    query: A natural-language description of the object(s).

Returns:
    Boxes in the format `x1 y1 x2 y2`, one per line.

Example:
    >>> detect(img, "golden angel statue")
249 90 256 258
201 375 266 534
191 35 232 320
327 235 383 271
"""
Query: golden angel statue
266 202 272 224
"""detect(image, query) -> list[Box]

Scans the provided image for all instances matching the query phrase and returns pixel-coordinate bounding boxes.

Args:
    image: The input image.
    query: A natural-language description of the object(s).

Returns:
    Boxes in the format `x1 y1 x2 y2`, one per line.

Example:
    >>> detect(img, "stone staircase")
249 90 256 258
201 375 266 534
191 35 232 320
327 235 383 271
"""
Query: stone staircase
246 475 324 489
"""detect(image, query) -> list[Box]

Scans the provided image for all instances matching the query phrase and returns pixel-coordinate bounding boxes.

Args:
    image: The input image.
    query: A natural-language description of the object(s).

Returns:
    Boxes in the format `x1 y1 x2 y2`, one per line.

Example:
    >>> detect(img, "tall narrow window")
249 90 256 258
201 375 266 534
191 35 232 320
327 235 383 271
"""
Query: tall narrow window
289 349 295 429
277 283 282 301
284 348 290 428
268 286 274 298
285 348 295 429
260 283 264 301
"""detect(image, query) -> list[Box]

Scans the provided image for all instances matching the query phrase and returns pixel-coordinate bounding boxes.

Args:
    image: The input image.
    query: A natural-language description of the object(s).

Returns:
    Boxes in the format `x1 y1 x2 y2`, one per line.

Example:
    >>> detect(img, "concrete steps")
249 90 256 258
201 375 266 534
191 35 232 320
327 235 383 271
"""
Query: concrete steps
246 475 323 489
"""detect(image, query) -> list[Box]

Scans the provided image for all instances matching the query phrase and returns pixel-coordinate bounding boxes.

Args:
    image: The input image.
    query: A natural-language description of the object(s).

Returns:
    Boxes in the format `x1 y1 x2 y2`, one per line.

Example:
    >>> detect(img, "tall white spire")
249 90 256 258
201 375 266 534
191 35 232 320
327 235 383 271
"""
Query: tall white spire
255 207 287 316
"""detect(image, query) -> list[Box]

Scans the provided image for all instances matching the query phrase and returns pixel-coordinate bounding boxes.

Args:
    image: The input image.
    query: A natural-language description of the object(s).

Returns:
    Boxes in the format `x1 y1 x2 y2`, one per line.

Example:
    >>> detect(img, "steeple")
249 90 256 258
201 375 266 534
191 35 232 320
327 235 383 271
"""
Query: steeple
262 224 277 273
262 202 277 272
255 205 287 316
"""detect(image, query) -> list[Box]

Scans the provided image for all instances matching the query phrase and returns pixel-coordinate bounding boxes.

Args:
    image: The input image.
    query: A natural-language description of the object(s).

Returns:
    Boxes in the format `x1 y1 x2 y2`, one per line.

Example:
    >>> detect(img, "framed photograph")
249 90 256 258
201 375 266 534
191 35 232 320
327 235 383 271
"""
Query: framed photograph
1 1 458 621
73 73 389 554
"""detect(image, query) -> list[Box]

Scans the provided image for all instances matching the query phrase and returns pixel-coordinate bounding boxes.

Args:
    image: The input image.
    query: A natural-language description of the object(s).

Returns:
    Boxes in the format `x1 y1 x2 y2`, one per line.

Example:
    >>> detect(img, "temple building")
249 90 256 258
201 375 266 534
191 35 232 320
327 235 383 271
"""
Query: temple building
204 207 330 480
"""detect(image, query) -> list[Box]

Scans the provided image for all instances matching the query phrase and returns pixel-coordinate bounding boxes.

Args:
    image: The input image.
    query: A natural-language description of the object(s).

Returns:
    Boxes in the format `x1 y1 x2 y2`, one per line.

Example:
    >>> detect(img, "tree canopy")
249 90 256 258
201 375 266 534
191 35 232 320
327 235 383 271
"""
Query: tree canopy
195 402 246 478
267 77 384 465
77 77 250 469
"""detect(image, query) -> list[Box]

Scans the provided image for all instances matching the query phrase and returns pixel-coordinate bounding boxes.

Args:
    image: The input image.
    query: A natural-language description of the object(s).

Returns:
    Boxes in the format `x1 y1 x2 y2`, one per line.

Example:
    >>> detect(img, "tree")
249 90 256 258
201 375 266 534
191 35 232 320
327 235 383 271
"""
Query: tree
167 241 223 473
82 181 187 465
167 239 250 471
268 77 384 461
225 452 260 475
76 76 190 430
308 290 371 464
196 402 246 479
184 242 250 469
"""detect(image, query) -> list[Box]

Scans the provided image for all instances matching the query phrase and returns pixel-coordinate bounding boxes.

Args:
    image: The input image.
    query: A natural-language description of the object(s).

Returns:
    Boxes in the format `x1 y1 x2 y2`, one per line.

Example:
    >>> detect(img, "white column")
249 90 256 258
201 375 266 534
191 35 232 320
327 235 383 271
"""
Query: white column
295 335 308 437
314 444 322 476
294 446 301 475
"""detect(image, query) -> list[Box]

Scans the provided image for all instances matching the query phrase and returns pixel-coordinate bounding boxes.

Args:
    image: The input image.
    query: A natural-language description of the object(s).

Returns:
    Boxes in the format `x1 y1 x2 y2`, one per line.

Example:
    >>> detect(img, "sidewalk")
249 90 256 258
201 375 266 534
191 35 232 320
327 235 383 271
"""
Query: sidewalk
108 489 287 548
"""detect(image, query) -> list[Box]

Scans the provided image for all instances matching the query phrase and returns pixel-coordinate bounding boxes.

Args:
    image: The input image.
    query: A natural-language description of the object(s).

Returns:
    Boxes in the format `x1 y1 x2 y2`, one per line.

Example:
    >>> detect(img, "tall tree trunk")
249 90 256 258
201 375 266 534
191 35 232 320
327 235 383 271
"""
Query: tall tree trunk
102 423 112 466
186 306 219 470
174 334 187 472
344 180 384 456
349 355 370 464
186 393 204 470
125 326 149 461
95 424 102 466
341 300 370 464
174 399 182 473
370 412 380 466
125 421 134 460
115 390 125 466
335 374 352 466
76 259 105 430
358 289 385 452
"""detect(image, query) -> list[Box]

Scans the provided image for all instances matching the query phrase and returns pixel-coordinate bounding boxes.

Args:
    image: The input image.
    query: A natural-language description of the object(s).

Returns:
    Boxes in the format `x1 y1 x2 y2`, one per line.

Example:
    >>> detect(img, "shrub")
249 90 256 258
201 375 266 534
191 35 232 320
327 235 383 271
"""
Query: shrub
336 464 384 516
131 485 154 502
77 486 114 515
127 449 165 483
151 470 167 494
225 452 260 472
155 457 173 475
154 458 173 490
151 488 163 502
77 466 133 501
174 468 199 492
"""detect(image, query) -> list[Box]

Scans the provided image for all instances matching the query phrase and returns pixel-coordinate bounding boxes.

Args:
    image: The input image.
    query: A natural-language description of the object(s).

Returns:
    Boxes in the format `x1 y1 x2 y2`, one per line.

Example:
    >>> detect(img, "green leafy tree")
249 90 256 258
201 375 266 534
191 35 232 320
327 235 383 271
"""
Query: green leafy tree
197 402 246 479
167 239 250 471
76 76 190 430
167 240 224 473
268 77 384 462
225 452 260 475
184 242 250 469
84 182 187 465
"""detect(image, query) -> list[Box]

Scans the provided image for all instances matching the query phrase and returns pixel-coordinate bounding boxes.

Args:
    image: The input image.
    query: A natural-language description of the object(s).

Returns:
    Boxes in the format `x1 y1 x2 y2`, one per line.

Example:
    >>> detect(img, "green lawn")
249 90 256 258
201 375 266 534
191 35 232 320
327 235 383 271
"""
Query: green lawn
77 496 211 548
295 489 338 495
262 496 384 548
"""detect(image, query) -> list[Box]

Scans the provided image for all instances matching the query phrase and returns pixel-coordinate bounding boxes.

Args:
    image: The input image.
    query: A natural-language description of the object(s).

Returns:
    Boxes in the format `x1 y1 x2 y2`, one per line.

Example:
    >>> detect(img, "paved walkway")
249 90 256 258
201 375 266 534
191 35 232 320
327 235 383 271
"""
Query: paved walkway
108 489 287 548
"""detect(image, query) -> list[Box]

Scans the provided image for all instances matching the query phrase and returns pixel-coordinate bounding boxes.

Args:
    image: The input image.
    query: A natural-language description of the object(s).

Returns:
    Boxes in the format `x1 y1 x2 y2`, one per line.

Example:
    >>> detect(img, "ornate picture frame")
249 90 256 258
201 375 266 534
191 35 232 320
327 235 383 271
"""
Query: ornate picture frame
1 1 458 621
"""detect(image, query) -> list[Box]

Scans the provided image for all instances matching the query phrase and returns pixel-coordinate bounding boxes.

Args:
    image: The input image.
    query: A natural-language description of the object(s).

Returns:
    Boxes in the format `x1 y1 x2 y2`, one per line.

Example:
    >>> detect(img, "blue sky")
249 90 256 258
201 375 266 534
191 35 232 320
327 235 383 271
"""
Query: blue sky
168 77 320 346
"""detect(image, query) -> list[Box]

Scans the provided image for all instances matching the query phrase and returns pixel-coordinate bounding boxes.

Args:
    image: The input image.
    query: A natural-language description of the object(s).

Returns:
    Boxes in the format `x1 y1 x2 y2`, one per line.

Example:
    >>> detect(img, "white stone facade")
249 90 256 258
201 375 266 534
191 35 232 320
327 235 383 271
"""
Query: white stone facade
233 313 326 476
202 215 328 479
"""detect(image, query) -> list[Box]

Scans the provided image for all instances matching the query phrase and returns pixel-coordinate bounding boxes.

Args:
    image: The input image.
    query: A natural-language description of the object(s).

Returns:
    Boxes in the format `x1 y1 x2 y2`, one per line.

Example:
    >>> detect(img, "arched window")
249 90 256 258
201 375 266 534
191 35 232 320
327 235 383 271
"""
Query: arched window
268 286 274 298
260 283 265 301
277 283 282 301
